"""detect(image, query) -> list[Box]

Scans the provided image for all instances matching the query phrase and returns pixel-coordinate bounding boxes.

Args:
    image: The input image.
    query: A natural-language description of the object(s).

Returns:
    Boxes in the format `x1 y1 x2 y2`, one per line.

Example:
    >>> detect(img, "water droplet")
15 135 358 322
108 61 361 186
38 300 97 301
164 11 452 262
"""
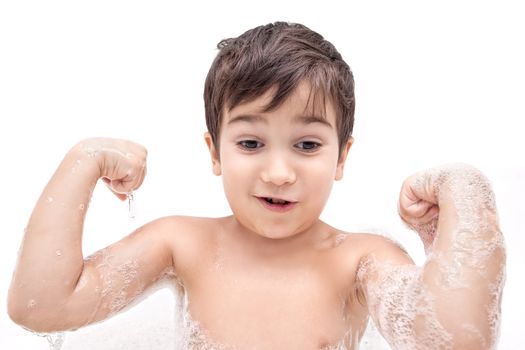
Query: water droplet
27 299 36 309
71 159 81 173
35 332 66 350
46 197 54 203
84 147 98 158
127 192 136 219
335 232 348 246
55 250 62 257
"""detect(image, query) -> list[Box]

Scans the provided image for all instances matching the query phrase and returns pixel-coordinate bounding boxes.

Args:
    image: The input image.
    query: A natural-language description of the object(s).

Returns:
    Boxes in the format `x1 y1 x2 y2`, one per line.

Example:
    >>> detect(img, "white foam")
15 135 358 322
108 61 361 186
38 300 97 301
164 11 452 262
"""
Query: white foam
357 164 506 349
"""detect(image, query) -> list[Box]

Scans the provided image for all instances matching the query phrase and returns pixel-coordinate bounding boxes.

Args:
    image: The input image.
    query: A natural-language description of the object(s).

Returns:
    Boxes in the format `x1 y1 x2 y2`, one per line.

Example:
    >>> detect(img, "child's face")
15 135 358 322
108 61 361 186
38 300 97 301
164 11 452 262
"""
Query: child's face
205 81 353 240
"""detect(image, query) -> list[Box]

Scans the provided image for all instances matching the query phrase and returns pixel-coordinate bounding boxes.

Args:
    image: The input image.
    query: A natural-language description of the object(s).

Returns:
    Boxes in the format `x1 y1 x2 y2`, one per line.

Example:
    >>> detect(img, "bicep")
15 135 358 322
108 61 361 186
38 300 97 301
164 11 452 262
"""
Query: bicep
356 235 414 297
356 235 424 347
61 218 176 330
357 235 461 349
358 233 502 349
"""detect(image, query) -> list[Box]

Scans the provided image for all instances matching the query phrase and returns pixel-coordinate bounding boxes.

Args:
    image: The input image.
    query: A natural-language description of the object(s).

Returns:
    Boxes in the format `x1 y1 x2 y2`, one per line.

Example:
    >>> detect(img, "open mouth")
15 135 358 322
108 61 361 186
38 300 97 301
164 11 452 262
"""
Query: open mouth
263 197 291 205
256 196 297 212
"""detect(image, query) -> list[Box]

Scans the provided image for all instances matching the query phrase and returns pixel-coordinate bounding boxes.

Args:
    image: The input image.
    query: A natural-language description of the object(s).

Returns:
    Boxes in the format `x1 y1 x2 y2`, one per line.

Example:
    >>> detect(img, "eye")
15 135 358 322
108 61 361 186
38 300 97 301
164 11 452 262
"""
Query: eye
238 140 264 150
295 141 321 152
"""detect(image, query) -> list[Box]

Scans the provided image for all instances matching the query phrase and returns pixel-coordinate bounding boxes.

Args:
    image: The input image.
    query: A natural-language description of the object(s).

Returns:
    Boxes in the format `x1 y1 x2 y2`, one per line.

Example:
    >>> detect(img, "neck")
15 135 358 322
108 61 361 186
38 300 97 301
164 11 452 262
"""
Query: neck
226 216 336 255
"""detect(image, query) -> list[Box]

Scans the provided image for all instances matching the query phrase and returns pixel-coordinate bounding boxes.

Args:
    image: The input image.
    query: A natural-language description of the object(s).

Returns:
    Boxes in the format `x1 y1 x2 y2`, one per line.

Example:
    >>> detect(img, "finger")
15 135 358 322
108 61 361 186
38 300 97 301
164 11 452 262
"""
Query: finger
407 199 434 218
132 161 147 191
399 198 434 226
399 200 439 226
425 205 439 221
398 179 417 209
121 164 146 194
409 173 438 204
101 177 130 201
115 193 128 201
418 204 439 223
399 188 429 218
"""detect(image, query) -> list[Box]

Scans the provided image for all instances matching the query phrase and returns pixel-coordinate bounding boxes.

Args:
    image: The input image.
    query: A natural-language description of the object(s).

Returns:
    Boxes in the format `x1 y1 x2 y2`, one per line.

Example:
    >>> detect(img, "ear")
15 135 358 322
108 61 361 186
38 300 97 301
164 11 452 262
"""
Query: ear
335 137 354 181
204 132 222 176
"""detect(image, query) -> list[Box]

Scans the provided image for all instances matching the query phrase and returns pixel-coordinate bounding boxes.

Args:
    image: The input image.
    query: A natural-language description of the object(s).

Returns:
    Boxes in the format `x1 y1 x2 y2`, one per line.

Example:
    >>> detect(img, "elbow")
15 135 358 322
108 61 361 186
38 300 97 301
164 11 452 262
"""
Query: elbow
7 300 39 332
7 294 65 333
7 302 25 328
8 310 64 334
448 327 496 350
452 337 491 350
7 291 28 327
8 304 43 333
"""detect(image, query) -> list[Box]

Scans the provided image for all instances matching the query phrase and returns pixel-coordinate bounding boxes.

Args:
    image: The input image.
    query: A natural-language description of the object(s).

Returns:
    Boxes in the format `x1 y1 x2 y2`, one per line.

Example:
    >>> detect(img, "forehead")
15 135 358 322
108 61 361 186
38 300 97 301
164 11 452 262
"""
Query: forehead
223 80 337 127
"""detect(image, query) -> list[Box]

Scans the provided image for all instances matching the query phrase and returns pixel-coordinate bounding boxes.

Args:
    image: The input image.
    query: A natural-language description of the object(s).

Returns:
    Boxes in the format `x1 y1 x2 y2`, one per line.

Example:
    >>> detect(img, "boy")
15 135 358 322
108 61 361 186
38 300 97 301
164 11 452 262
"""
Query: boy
8 22 505 349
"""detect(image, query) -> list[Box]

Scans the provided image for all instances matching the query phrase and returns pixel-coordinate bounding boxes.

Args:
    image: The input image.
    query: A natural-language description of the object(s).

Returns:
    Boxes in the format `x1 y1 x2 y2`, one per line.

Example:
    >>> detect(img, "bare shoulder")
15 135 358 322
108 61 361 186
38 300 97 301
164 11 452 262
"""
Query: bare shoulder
150 215 225 281
327 230 414 304
336 231 414 268
151 215 220 243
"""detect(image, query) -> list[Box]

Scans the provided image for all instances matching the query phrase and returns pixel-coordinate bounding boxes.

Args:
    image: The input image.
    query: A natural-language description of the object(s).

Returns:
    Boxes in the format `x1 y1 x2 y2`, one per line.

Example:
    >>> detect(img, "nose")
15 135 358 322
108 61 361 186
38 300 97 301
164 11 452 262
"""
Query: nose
260 153 297 186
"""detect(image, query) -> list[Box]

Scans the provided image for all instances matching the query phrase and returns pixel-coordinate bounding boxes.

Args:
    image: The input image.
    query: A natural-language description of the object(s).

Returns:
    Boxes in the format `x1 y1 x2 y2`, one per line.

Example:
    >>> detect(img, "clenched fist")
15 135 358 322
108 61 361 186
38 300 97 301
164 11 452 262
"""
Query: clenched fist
397 163 494 251
74 138 148 201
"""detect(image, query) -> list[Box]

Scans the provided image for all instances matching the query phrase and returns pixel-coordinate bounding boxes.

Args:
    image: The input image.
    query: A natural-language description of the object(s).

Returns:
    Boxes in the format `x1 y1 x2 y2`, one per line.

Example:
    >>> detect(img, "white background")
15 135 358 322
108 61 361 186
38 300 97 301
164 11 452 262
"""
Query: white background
1 0 523 349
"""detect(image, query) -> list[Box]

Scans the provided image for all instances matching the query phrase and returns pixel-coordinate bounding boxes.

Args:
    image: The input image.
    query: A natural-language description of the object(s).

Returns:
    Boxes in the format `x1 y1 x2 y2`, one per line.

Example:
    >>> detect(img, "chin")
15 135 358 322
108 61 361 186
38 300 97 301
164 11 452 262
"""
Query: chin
257 229 296 240
252 220 308 240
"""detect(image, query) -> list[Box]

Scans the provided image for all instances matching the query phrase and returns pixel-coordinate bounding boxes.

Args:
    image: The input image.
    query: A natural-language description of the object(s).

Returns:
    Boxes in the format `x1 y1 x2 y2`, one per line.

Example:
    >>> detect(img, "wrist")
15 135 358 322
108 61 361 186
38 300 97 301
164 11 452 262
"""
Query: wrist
431 164 495 209
67 141 105 180
435 164 499 237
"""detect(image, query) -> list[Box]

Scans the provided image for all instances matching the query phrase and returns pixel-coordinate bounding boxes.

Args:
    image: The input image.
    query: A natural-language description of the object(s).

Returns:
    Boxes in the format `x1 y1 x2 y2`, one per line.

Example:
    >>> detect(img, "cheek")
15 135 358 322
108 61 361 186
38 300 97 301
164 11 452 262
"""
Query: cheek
300 156 338 197
222 152 253 175
310 172 335 197
220 154 254 195
306 155 338 179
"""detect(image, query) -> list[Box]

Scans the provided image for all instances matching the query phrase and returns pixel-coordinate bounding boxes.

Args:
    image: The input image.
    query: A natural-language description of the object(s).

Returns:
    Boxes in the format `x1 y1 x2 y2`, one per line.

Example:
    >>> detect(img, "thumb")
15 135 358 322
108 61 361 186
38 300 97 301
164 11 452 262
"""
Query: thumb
101 177 128 201
399 176 439 225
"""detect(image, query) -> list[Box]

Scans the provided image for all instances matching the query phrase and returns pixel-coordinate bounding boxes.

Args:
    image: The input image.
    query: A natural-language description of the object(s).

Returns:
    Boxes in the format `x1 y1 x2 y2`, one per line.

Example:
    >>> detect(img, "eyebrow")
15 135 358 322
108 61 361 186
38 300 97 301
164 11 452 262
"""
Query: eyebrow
227 114 333 128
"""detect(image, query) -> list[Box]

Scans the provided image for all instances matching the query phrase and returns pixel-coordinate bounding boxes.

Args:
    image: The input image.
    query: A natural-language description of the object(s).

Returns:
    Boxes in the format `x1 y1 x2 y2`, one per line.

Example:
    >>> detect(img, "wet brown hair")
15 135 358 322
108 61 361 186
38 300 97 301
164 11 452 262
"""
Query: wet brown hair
204 21 355 160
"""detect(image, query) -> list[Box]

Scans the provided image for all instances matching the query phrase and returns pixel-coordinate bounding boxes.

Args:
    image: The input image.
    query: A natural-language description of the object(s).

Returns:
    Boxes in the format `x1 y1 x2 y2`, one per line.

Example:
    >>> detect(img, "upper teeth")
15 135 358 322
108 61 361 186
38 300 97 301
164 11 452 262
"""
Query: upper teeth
268 198 287 204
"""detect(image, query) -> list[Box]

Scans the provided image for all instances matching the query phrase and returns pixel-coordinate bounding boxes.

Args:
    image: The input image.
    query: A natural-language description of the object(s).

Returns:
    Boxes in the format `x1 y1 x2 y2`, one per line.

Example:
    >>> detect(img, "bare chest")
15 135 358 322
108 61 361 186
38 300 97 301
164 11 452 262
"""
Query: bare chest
180 258 367 349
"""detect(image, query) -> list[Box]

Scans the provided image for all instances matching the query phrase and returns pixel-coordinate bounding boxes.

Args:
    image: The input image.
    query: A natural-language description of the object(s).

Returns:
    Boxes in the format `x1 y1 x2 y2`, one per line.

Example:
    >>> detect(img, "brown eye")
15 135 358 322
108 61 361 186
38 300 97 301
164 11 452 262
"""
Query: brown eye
296 141 321 151
238 140 263 150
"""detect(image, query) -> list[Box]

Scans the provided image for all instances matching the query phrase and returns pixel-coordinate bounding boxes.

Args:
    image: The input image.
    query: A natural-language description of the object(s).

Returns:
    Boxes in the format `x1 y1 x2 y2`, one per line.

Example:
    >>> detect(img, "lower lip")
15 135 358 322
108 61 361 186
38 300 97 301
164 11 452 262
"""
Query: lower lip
257 197 297 213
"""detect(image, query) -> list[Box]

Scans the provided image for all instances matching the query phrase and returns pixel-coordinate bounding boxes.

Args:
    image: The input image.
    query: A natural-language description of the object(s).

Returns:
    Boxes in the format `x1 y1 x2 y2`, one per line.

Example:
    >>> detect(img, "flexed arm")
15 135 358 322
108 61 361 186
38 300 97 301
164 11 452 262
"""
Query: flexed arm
7 138 175 332
358 164 506 349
